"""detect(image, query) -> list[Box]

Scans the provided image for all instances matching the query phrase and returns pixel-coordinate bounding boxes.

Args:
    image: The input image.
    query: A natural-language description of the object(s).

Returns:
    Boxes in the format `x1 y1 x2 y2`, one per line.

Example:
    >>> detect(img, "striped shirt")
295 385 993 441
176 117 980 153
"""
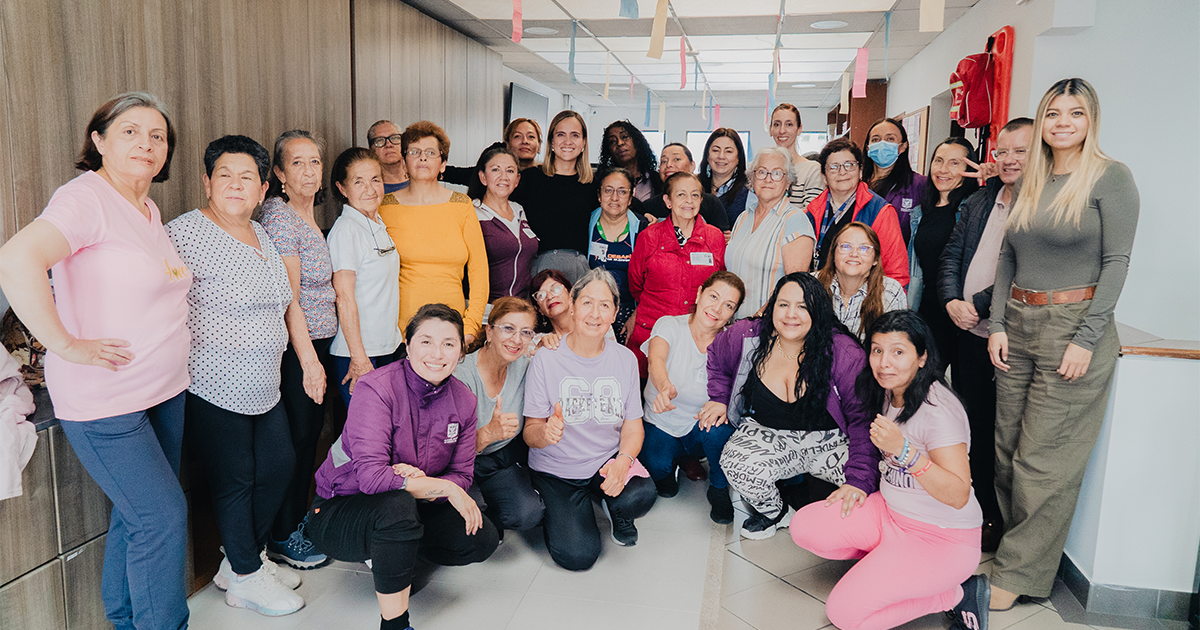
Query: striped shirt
828 274 908 340
725 196 816 319
789 159 825 208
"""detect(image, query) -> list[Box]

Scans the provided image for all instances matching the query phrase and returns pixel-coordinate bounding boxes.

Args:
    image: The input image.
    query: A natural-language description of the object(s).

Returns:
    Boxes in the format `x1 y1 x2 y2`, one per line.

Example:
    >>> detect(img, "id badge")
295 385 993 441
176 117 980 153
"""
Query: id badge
589 241 608 261
690 251 714 266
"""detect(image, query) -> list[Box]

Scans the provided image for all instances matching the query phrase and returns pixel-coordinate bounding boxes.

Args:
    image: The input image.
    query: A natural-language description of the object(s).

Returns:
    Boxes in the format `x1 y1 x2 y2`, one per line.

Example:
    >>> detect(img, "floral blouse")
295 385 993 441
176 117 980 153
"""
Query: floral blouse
259 197 338 339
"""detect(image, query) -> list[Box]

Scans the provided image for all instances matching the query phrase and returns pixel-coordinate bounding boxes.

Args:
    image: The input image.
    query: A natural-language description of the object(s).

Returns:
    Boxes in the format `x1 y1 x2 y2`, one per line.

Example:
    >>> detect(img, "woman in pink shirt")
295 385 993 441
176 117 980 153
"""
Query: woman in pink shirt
791 310 986 630
0 92 192 630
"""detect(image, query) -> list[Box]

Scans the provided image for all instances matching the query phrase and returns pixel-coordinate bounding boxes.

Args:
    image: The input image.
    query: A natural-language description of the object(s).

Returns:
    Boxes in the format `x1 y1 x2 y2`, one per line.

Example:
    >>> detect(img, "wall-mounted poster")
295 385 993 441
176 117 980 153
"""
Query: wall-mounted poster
900 107 929 173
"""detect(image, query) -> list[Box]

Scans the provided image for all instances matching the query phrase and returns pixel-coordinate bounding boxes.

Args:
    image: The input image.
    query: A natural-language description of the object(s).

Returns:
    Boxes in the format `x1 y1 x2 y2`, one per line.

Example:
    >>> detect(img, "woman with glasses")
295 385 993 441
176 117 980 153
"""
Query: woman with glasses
698 128 751 227
326 148 403 406
379 121 488 344
817 222 907 341
468 143 538 304
725 146 815 319
861 118 928 244
587 168 645 343
261 129 336 569
454 297 545 535
804 138 910 288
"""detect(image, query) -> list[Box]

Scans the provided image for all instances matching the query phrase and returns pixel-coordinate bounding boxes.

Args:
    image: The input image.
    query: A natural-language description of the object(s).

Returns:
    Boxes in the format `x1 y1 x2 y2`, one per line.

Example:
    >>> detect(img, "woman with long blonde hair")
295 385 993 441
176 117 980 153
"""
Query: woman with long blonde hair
985 78 1139 611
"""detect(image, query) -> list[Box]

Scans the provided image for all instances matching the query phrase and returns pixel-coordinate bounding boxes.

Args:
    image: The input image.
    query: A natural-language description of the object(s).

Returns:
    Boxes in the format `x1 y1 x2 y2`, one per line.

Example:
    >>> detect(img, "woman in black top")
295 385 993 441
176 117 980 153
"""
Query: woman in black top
598 120 661 202
511 110 597 286
912 138 978 371
698 128 750 227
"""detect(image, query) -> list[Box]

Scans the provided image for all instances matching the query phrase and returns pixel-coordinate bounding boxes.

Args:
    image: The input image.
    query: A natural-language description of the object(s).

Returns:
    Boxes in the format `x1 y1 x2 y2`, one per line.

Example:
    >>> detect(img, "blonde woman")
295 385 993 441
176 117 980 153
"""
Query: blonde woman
986 78 1139 611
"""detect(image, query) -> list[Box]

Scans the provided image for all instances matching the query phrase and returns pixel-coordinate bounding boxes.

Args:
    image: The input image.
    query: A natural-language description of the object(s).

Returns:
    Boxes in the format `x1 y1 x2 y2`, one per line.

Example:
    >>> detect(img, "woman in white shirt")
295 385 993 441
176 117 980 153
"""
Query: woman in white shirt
326 148 403 405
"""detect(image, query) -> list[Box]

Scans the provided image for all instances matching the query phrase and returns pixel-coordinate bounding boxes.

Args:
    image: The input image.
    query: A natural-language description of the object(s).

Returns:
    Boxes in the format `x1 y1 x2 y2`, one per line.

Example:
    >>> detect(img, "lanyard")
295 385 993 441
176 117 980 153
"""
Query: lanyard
819 195 856 246
597 219 629 242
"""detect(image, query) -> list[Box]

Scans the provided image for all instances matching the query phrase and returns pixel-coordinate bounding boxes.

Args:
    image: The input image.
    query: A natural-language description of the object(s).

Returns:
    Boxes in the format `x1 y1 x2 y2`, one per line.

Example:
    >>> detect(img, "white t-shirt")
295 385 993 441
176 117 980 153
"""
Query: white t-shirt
327 205 403 357
640 315 709 438
880 382 983 529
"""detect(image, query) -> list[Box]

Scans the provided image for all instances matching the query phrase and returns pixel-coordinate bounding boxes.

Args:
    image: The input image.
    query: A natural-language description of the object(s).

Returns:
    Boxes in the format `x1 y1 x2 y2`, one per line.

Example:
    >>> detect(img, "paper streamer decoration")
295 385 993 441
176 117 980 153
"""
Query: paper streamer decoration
569 21 578 82
884 11 891 81
658 102 666 132
767 73 776 120
701 90 708 121
619 0 638 19
648 0 668 59
714 104 721 129
680 36 687 89
694 62 698 90
511 0 522 42
919 0 944 32
852 48 869 98
644 91 652 127
604 54 610 100
839 71 850 114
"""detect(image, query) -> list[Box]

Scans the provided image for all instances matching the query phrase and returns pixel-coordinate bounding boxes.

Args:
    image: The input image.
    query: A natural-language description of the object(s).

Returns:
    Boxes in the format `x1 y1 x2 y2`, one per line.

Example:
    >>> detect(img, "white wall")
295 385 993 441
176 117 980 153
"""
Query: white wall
504 67 568 121
887 0 1200 340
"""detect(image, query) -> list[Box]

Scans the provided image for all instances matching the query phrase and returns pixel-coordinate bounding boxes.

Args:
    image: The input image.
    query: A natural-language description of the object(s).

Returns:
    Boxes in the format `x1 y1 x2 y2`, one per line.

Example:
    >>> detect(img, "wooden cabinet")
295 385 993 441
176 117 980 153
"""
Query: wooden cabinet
0 559 66 630
0 428 58 585
827 80 889 148
62 534 107 630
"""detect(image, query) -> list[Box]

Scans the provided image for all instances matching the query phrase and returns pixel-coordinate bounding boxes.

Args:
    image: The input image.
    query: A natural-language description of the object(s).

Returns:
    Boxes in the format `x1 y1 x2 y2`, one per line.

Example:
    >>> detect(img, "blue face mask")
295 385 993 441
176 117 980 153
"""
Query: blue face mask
867 141 900 168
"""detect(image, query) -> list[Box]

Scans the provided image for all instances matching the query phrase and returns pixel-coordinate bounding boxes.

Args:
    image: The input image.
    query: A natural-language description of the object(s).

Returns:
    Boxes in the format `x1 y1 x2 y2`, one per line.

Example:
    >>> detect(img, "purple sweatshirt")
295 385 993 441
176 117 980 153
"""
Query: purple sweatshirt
314 359 478 500
476 200 539 301
878 173 928 245
705 319 880 494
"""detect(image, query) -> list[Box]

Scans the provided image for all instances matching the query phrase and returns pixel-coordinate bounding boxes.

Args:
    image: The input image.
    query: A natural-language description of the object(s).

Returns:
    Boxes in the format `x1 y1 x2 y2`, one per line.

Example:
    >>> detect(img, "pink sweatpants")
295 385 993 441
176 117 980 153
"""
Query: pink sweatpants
790 493 981 630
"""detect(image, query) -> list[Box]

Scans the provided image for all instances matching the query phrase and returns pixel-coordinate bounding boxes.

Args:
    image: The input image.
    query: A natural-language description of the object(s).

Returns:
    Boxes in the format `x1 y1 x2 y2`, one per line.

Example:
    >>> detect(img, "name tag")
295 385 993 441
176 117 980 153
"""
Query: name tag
589 241 608 261
690 252 714 266
523 227 538 239
444 423 459 444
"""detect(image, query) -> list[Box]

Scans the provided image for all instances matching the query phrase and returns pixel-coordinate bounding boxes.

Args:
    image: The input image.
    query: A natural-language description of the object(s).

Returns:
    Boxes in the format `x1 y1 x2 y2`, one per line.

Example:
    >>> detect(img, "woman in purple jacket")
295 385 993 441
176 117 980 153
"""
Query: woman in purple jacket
306 304 499 630
469 143 539 304
701 272 880 540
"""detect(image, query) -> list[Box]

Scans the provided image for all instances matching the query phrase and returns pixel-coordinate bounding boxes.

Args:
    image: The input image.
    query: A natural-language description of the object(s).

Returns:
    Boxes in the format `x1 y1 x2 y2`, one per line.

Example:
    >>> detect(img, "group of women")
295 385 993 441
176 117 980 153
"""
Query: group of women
0 75 1138 630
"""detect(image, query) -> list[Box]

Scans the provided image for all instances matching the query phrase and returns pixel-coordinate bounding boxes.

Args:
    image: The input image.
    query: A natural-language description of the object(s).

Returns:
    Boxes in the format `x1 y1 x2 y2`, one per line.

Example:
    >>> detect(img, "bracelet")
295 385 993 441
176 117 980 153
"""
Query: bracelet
911 457 933 477
618 452 636 465
901 450 921 473
892 438 910 466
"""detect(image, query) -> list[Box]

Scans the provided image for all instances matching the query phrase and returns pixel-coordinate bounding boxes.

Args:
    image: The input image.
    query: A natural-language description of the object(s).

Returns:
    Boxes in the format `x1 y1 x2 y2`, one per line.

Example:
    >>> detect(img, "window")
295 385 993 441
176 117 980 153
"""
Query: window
794 132 829 157
685 131 751 173
642 130 665 158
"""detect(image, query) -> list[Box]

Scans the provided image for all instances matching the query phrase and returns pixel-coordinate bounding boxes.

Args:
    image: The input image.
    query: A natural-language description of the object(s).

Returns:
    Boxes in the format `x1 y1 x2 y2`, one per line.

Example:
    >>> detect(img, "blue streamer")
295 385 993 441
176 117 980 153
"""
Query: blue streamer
708 95 714 131
569 20 577 83
884 12 891 82
694 62 699 90
619 0 638 19
644 91 652 127
768 72 776 112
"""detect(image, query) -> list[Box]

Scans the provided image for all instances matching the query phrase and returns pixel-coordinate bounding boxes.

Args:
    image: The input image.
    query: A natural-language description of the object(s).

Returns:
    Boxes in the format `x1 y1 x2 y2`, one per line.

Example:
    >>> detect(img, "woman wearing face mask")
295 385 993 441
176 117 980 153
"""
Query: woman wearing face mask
698 128 751 227
911 138 979 367
468 143 538 304
511 110 598 285
770 104 824 207
861 118 928 245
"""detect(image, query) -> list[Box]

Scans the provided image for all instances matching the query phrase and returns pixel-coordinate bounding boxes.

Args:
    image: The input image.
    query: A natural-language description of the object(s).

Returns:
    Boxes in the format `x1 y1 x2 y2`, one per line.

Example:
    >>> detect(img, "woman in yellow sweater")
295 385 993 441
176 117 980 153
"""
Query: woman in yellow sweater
379 121 488 344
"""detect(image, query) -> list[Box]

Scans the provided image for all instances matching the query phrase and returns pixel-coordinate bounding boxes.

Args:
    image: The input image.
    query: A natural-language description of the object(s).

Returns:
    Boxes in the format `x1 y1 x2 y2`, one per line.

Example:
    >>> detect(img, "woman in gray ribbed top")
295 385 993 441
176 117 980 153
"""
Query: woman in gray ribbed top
984 78 1139 609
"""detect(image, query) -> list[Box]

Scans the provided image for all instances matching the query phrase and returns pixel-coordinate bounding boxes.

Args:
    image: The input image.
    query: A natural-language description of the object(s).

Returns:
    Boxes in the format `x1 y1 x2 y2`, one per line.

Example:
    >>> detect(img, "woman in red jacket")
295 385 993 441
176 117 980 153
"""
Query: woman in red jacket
627 172 726 376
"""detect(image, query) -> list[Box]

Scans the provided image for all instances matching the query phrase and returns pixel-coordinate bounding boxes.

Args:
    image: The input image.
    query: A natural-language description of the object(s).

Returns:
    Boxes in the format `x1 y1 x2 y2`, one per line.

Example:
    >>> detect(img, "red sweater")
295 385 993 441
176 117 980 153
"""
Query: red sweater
805 181 910 287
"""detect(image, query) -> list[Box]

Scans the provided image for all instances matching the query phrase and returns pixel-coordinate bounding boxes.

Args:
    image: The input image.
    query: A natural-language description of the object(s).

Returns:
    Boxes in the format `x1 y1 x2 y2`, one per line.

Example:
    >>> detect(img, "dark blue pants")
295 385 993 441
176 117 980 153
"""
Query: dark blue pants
640 420 735 489
332 346 404 407
472 439 544 531
58 392 188 630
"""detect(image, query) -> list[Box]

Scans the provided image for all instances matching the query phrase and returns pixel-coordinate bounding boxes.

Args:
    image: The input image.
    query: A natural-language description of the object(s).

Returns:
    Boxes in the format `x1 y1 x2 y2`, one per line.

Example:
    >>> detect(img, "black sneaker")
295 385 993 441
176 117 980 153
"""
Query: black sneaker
654 465 681 498
601 500 638 546
707 485 734 524
740 505 787 540
951 574 990 630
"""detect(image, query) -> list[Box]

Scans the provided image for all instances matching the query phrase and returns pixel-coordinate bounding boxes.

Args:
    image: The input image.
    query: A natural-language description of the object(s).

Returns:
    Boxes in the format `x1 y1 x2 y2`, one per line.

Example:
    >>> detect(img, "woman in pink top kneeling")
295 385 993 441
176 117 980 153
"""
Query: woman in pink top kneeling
791 309 987 630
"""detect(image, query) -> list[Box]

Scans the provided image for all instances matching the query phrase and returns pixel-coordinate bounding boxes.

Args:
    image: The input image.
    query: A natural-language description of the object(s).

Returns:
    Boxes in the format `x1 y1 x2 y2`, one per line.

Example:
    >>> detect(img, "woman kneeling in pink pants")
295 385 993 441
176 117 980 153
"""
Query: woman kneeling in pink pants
791 310 988 630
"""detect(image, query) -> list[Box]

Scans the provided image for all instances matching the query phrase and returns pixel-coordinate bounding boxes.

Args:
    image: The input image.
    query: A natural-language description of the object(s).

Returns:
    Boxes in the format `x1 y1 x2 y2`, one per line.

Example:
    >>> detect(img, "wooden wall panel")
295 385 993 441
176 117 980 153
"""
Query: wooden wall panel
393 2 421 127
443 35 469 164
0 7 16 242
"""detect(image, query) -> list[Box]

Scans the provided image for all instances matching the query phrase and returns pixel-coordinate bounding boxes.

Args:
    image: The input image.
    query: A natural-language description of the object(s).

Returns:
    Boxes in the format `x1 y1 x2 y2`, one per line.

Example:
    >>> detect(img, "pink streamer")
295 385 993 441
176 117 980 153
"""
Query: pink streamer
852 47 869 98
512 0 522 43
680 36 687 89
714 104 721 128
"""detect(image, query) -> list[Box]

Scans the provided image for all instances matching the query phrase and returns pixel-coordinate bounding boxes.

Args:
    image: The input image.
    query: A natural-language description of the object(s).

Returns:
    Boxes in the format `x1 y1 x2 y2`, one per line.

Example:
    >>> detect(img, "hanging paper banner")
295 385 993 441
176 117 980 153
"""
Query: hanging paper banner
644 91 652 127
708 95 715 131
852 48 869 98
840 71 850 114
701 89 708 121
647 0 668 59
680 36 687 89
714 104 721 129
619 0 638 19
693 62 698 90
511 0 522 43
604 54 610 100
658 102 666 132
919 0 944 32
767 73 776 127
884 11 892 81
569 21 578 82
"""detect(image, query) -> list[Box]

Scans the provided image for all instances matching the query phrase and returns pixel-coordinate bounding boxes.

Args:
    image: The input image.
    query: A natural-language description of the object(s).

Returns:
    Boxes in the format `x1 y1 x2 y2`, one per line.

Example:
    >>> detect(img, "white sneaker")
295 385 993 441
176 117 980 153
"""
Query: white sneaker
224 564 305 617
213 552 301 591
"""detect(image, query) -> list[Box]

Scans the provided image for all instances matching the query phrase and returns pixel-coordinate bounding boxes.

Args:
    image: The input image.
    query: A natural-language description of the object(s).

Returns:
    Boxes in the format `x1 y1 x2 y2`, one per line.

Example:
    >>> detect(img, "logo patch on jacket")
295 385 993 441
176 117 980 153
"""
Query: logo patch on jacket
445 423 459 444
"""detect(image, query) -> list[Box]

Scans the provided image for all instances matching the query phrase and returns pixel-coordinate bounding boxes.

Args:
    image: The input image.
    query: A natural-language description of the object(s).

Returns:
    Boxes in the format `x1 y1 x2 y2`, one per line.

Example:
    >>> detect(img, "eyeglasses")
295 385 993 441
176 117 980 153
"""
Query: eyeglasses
753 168 786 182
533 284 565 302
836 243 875 256
406 148 441 159
493 324 536 341
826 161 859 173
369 134 402 148
370 229 396 257
601 186 631 198
991 148 1028 159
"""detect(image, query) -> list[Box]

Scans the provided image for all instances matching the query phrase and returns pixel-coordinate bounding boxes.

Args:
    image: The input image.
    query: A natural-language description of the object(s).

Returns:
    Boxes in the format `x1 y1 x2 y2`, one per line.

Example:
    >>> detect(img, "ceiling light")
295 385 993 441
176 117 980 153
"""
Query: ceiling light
523 26 558 35
791 83 816 88
809 20 848 29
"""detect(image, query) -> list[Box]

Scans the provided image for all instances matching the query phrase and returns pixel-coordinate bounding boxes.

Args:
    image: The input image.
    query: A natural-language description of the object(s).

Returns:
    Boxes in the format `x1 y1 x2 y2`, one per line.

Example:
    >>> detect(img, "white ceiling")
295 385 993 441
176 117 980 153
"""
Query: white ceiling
401 0 980 110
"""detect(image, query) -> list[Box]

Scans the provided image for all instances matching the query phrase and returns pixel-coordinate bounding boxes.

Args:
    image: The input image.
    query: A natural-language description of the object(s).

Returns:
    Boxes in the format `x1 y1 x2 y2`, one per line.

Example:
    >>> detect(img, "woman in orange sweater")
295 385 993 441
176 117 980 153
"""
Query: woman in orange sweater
379 121 489 343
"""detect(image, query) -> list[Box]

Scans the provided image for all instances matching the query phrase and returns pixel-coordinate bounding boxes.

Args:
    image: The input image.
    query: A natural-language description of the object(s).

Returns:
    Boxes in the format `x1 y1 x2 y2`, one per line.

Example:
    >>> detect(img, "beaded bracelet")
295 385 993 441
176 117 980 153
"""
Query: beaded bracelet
901 450 922 473
911 457 933 477
892 438 910 466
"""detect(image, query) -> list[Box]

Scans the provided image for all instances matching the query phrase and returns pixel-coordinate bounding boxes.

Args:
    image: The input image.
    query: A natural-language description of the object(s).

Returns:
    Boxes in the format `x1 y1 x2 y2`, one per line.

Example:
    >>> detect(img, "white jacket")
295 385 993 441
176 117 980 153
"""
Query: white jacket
0 350 37 500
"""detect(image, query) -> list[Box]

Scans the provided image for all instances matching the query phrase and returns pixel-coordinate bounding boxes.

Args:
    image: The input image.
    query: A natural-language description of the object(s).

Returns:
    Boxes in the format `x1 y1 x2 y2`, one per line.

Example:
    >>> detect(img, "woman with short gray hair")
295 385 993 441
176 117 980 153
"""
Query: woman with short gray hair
724 146 815 319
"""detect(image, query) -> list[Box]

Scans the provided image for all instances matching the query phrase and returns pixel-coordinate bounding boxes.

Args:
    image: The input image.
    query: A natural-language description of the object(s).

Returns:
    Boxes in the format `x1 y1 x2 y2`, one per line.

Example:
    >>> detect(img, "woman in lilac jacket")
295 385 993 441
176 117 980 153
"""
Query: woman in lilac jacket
700 272 880 540
306 304 499 630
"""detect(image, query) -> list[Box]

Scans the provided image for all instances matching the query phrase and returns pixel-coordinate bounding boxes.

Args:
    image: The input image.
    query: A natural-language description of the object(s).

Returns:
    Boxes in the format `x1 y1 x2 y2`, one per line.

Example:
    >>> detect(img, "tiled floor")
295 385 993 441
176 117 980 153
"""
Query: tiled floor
186 478 719 630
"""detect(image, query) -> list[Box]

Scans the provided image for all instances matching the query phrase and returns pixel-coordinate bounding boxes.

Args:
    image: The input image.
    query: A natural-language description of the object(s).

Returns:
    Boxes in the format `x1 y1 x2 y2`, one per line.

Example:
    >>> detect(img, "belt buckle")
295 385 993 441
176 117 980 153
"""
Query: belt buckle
1020 290 1030 305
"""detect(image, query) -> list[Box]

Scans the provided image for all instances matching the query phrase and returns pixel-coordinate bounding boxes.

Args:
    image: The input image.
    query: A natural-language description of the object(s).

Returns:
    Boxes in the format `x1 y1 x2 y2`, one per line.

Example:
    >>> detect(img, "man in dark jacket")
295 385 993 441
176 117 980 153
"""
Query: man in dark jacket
937 117 1032 552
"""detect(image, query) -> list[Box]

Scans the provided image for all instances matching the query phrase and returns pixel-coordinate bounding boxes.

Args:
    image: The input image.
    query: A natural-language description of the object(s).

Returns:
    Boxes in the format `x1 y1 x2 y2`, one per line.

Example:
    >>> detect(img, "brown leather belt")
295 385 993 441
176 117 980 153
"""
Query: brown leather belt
1011 285 1096 306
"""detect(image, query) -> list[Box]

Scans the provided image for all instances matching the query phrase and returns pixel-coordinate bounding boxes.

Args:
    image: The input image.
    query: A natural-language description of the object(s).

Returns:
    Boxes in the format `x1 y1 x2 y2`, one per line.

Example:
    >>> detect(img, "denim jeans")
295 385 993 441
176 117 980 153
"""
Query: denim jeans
332 346 405 407
639 420 735 489
472 439 544 531
58 392 189 630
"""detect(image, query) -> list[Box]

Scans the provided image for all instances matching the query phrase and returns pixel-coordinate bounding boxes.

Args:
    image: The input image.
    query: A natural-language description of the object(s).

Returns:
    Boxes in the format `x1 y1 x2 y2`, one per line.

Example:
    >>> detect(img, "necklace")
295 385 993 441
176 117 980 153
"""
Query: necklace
774 343 800 361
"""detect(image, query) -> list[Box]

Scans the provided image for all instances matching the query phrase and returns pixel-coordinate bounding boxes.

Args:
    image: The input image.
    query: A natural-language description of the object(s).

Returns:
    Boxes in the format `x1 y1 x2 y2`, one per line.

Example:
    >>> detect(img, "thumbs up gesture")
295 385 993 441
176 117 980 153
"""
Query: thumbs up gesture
489 395 521 441
544 401 565 446
651 383 678 414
